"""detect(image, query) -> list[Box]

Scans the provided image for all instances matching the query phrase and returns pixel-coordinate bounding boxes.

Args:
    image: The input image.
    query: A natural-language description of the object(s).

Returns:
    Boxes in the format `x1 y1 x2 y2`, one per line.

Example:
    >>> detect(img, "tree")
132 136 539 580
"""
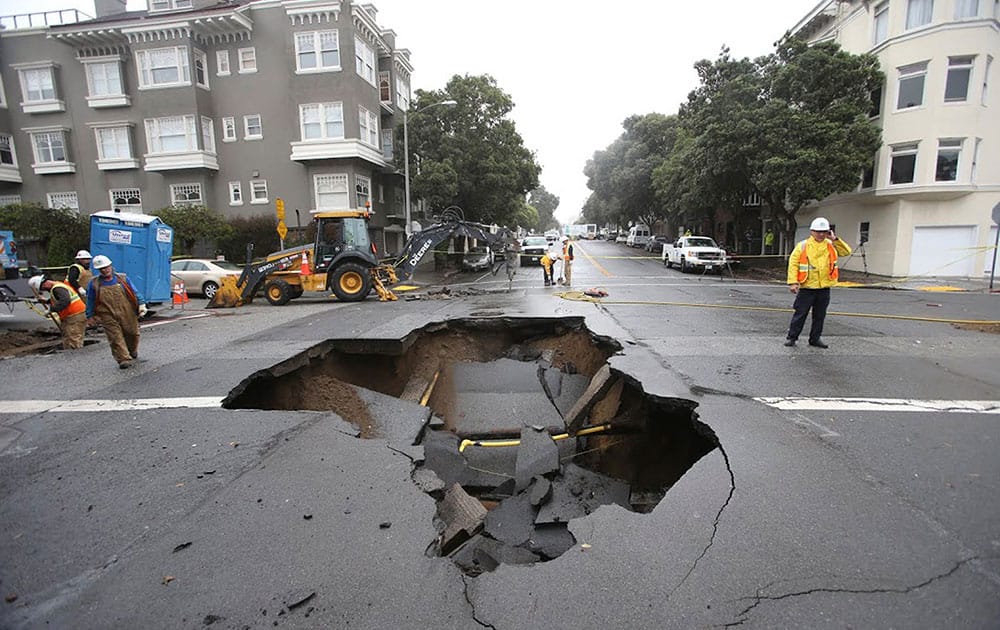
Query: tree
397 74 541 227
0 203 89 266
528 186 559 231
153 205 233 255
676 41 883 246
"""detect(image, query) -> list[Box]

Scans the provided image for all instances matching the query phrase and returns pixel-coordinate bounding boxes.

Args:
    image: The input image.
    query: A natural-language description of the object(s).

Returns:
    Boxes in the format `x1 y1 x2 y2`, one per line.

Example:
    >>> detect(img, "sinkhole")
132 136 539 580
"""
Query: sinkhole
224 317 719 575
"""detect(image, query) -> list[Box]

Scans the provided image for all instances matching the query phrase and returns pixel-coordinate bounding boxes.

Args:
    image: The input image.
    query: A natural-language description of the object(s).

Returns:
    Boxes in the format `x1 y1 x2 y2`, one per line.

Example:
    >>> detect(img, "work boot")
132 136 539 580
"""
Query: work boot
783 339 796 347
808 339 829 348
130 351 138 359
118 360 132 369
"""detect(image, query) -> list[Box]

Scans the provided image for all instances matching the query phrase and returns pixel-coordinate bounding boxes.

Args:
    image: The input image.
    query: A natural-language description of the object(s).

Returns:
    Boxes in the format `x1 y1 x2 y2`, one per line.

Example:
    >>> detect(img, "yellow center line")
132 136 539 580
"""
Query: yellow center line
574 241 615 278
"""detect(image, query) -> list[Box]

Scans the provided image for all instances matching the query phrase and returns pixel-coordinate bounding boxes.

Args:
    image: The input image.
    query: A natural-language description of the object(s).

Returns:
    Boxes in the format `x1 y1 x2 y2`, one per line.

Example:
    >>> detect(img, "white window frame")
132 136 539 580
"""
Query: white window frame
0 75 6 108
934 138 962 182
896 62 928 110
970 137 982 182
945 56 975 103
0 194 22 206
395 76 410 111
244 114 262 140
889 142 919 185
355 174 371 210
954 0 979 18
83 58 125 101
295 30 341 73
149 0 192 11
200 116 216 153
381 128 394 161
228 181 243 206
110 188 142 212
18 65 57 103
315 174 349 210
238 47 257 74
299 102 344 140
144 115 197 154
222 117 237 142
984 56 993 105
30 130 68 164
47 191 79 211
0 134 18 167
359 106 379 147
94 125 133 160
250 179 268 204
905 0 934 29
354 37 376 86
170 183 203 205
873 2 889 45
193 48 209 89
216 50 230 76
136 46 191 89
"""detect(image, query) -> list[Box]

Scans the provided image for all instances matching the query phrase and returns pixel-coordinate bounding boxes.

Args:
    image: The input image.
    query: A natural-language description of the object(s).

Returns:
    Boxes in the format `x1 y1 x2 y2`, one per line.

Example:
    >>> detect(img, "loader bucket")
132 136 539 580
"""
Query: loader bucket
206 275 245 309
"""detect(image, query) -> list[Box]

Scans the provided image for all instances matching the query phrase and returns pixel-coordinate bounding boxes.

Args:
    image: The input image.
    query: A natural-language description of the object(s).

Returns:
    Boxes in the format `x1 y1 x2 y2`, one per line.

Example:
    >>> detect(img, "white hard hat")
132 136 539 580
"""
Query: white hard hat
809 217 831 231
75 249 92 259
92 254 113 269
28 275 46 292
560 235 568 242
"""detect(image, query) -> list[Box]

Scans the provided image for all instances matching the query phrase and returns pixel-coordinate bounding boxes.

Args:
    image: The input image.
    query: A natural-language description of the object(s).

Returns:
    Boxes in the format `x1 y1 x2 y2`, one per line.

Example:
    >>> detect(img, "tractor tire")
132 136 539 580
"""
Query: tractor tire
289 285 304 299
265 279 293 306
331 262 373 302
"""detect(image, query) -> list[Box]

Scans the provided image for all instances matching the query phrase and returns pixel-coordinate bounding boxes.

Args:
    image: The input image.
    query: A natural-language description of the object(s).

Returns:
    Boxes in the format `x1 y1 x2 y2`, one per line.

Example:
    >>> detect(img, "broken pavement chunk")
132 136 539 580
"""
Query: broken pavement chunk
437 484 487 555
524 523 576 559
563 365 618 433
484 492 535 546
514 427 559 491
535 463 631 525
528 476 552 507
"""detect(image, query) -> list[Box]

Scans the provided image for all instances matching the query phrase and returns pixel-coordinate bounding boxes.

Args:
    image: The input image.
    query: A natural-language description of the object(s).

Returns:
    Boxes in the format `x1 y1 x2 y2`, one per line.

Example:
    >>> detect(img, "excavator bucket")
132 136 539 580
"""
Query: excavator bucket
206 275 246 309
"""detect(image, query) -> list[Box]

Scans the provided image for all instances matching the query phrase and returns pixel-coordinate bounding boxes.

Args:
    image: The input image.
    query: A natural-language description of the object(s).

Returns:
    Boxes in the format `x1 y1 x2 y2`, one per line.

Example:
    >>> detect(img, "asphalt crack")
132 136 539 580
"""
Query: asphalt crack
669 442 735 598
461 574 498 629
728 557 977 624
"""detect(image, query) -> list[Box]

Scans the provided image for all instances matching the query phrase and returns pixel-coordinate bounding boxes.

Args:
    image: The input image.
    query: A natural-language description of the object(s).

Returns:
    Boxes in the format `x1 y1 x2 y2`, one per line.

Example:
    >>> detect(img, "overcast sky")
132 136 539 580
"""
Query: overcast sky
3 0 818 223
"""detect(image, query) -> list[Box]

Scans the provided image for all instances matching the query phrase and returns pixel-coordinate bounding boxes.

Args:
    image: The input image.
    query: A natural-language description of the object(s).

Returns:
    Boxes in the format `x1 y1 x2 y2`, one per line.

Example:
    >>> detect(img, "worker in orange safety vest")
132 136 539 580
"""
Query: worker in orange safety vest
559 236 574 286
783 217 852 348
28 276 88 349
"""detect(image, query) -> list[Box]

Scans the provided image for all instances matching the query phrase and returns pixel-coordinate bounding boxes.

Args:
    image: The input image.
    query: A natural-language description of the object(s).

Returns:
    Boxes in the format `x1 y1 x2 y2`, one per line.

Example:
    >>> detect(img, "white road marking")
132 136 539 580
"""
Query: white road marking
756 397 1000 414
2 397 224 413
141 313 214 328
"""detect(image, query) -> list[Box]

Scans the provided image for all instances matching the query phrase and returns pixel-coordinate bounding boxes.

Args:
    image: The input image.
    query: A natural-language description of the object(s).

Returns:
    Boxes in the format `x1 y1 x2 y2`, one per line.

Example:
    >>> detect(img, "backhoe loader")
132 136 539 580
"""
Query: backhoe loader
208 208 511 308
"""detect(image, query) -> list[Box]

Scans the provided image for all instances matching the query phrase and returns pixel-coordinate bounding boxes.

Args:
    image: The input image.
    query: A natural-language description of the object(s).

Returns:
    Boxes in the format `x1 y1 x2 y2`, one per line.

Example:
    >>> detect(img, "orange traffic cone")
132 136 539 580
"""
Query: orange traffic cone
300 250 312 276
171 281 189 309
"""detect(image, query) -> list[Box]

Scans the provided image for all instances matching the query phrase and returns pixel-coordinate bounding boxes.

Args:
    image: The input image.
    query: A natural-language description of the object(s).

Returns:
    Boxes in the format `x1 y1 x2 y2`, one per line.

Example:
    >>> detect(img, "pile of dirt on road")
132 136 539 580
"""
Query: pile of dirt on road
953 322 1000 335
0 329 62 357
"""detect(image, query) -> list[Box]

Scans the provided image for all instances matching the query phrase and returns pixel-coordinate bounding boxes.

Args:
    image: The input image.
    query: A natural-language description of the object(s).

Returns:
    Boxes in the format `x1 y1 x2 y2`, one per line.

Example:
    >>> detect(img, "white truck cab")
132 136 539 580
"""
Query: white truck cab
663 236 728 273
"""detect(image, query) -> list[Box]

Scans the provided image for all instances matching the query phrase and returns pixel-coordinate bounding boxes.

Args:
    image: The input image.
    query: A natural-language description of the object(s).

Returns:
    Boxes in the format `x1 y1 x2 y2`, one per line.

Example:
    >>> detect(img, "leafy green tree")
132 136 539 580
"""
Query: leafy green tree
513 202 540 232
0 203 89 266
528 186 559 231
676 41 882 245
152 205 233 255
217 215 281 262
397 74 541 227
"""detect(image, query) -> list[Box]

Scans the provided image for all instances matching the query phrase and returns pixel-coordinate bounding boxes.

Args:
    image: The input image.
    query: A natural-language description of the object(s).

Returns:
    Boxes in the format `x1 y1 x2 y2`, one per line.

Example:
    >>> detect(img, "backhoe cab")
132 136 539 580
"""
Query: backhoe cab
208 208 510 308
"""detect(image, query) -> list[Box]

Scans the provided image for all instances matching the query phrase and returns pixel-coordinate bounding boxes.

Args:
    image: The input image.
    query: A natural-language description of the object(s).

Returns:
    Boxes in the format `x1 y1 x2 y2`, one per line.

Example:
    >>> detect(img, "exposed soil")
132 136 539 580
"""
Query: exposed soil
952 322 1000 335
0 329 63 357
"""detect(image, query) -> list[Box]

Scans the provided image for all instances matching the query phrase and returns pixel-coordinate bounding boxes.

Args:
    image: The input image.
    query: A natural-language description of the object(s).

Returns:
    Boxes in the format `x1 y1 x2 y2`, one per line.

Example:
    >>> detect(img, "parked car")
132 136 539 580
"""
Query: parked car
614 233 628 244
170 258 243 299
461 246 493 272
626 225 651 248
520 236 549 266
645 235 671 253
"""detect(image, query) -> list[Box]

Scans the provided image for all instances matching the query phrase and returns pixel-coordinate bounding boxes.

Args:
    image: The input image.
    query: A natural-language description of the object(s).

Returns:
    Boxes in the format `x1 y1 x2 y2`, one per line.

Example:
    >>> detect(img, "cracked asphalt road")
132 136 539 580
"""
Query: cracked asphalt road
2 241 999 628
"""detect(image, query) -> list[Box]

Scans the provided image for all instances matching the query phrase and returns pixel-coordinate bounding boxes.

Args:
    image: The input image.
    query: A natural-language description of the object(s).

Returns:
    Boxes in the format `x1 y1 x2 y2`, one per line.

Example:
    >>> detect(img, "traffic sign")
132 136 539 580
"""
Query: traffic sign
275 198 285 221
276 220 288 240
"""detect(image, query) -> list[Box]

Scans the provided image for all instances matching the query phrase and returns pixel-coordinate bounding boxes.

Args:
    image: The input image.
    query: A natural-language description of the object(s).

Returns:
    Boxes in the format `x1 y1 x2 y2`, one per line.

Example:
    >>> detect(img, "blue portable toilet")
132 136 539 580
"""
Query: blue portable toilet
90 210 173 303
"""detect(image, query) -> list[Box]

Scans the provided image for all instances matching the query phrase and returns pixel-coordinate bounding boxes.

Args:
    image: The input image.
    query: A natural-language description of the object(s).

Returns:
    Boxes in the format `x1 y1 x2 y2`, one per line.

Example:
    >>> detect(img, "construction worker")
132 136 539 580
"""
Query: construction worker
764 229 776 255
784 217 852 348
86 255 147 369
65 249 93 297
559 236 574 286
540 251 556 286
28 275 87 349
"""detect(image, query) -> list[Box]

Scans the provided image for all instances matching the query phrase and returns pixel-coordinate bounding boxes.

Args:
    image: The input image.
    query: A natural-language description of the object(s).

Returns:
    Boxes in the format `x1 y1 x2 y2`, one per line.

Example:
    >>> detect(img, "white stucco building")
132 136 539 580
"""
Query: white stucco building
790 0 999 278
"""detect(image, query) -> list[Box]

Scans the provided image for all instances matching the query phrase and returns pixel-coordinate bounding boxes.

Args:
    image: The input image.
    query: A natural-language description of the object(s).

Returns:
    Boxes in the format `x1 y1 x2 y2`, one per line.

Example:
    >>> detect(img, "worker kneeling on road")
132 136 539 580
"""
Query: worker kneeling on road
540 252 557 287
28 275 87 349
86 255 147 369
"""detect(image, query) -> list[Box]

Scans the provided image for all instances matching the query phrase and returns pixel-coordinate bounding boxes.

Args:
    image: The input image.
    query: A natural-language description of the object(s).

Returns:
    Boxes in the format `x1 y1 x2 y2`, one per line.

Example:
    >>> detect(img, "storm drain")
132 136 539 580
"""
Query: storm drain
224 317 718 575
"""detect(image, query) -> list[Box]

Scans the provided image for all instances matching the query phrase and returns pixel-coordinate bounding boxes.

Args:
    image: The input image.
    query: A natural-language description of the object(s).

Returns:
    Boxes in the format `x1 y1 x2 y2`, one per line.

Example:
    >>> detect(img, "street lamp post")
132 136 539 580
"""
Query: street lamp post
403 99 456 238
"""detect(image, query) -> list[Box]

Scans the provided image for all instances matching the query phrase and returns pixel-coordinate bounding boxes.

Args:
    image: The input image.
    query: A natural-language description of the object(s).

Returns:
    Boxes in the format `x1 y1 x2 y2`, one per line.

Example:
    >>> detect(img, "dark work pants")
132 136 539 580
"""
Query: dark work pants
786 287 831 343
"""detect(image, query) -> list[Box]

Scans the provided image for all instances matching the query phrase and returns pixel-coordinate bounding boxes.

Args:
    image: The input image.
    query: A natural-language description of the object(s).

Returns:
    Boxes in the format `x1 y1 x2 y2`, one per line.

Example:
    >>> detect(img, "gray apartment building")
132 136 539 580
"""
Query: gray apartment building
0 0 415 255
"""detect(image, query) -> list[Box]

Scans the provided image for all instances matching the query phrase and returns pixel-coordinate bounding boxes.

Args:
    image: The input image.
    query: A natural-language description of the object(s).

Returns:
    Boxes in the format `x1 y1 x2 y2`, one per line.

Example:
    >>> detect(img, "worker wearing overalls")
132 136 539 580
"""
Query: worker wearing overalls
86 255 147 369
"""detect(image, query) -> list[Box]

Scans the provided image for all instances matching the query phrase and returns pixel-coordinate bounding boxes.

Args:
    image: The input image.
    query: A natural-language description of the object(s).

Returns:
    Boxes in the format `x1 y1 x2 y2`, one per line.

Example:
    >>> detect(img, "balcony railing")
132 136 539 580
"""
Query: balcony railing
0 9 91 30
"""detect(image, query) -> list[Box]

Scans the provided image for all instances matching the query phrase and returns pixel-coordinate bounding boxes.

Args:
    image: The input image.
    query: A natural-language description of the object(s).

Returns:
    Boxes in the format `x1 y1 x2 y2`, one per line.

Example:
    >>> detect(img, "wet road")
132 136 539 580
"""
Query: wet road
1 241 998 628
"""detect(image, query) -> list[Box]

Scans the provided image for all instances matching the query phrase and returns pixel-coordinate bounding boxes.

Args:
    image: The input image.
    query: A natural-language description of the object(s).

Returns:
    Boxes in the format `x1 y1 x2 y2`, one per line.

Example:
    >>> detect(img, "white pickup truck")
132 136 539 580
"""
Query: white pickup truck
662 236 728 273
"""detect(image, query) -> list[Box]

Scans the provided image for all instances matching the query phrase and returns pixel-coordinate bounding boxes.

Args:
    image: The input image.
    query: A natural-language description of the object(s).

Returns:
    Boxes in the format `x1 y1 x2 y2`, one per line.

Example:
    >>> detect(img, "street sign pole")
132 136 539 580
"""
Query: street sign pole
990 202 1000 291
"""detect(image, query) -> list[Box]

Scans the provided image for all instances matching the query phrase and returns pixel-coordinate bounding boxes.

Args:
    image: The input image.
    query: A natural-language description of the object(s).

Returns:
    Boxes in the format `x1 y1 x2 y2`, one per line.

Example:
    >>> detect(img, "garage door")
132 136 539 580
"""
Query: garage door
909 226 976 277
